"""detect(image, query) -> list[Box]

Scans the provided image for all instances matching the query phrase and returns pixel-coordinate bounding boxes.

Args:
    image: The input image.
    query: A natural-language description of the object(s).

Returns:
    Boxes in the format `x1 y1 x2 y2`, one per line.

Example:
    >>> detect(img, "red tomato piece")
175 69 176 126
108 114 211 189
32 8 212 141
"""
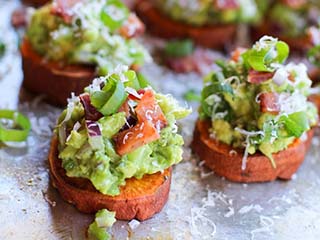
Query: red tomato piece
119 14 145 39
230 47 247 62
248 70 275 84
259 92 280 114
114 120 160 156
135 90 167 130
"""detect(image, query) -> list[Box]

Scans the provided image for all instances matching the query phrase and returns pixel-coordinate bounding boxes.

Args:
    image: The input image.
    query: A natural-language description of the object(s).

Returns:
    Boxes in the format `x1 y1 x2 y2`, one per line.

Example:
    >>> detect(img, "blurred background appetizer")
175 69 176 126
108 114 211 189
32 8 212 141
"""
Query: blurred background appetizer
21 0 150 106
135 0 261 49
192 36 318 182
252 0 320 51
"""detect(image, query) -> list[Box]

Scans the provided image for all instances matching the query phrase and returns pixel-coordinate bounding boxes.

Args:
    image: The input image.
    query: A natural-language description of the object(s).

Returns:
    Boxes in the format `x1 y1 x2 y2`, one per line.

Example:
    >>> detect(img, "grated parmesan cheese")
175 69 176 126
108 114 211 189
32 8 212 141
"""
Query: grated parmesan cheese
128 219 140 230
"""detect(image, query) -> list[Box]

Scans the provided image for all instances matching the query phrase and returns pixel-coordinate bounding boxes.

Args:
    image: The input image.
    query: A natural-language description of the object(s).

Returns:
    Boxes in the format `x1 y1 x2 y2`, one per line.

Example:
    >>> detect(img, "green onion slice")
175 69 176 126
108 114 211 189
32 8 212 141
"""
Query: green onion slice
99 79 127 116
0 110 31 142
164 39 194 58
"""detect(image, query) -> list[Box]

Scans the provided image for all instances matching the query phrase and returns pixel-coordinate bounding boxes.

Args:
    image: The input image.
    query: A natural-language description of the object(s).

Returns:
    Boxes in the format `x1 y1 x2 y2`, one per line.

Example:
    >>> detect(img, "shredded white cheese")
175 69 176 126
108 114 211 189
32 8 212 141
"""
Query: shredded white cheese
128 219 140 230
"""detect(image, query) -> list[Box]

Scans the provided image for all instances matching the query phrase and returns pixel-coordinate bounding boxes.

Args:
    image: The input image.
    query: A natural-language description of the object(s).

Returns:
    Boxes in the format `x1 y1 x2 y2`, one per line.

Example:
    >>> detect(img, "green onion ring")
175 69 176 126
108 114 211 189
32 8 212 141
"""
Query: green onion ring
99 80 127 116
0 110 31 142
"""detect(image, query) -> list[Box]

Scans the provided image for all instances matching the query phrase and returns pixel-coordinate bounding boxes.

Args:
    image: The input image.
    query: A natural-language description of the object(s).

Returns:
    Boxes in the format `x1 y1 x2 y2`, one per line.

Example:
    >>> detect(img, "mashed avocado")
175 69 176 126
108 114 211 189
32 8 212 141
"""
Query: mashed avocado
26 0 150 75
56 66 191 196
154 0 260 26
200 36 318 167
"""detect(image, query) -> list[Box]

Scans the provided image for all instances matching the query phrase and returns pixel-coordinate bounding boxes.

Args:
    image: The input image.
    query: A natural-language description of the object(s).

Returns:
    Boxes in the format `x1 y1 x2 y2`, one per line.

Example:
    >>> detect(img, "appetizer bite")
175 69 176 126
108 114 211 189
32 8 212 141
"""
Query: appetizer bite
135 0 260 49
22 0 150 106
253 0 320 51
192 36 318 182
49 66 191 220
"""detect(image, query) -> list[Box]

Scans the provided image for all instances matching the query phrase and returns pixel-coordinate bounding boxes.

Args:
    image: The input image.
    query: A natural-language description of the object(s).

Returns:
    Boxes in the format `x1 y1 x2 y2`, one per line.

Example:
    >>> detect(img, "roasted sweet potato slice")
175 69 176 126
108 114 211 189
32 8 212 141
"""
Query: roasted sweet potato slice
49 137 171 220
21 38 96 106
191 120 314 182
135 0 236 49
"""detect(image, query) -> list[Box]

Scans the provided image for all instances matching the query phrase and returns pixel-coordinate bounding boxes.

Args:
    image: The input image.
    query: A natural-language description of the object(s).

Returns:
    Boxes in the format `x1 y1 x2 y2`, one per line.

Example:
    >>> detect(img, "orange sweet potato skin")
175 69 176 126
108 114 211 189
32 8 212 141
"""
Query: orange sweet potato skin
192 120 314 182
135 0 236 49
49 137 171 221
21 38 96 106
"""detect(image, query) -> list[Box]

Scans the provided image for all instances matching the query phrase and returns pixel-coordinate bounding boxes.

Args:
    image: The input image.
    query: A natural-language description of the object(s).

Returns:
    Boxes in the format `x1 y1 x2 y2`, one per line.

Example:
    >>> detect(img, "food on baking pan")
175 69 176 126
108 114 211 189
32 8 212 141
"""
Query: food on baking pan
21 0 150 106
49 66 191 220
135 0 260 48
192 36 318 182
252 0 320 51
87 209 116 240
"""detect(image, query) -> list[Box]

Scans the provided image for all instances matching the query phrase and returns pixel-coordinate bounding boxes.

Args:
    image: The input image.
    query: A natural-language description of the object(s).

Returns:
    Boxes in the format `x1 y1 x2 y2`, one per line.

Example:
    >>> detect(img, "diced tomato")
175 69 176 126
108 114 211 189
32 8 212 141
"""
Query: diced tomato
248 70 274 84
259 92 280 114
114 120 160 155
119 14 145 39
51 0 81 23
281 0 307 9
214 0 240 10
114 89 168 155
135 90 167 130
118 99 131 117
79 93 103 121
231 47 247 62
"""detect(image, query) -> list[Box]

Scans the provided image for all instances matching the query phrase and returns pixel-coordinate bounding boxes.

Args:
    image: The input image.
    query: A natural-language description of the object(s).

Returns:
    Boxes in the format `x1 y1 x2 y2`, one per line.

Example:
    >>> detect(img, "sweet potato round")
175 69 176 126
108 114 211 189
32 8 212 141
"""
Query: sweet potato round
21 39 96 106
135 0 236 49
191 120 314 182
49 137 172 221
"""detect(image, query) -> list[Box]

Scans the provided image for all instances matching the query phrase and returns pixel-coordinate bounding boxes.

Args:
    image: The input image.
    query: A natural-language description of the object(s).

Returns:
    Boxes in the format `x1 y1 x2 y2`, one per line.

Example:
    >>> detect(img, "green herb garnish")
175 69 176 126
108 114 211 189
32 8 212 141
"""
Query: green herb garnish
164 39 194 58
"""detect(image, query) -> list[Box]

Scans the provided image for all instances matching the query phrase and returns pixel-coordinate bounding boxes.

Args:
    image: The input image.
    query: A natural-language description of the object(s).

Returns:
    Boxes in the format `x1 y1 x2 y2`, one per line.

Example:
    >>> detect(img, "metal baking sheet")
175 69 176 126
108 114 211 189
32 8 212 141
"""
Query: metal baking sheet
1 1 320 239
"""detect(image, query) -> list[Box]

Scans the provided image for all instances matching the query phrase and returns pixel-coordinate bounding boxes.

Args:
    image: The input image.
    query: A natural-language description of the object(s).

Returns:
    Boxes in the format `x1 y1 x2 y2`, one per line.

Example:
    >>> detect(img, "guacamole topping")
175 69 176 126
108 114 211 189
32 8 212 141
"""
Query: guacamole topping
26 0 150 75
154 0 260 26
87 209 116 240
56 66 191 196
200 36 318 169
268 1 320 38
